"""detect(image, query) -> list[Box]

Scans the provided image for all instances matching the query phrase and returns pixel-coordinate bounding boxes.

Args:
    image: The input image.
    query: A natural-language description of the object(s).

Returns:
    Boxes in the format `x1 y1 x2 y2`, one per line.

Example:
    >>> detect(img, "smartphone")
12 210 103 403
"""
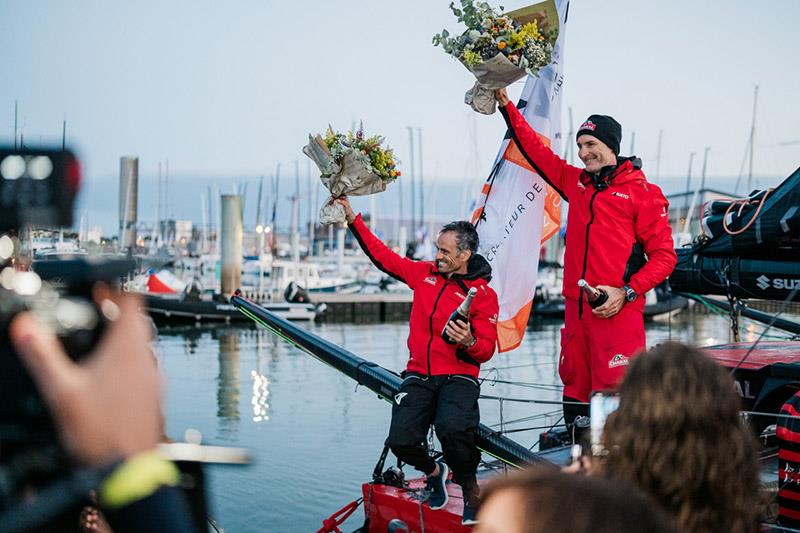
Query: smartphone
590 391 620 456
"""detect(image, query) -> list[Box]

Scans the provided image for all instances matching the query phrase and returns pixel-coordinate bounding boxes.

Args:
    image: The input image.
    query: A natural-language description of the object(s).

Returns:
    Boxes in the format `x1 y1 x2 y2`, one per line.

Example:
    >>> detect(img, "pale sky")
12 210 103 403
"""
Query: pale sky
1 0 798 231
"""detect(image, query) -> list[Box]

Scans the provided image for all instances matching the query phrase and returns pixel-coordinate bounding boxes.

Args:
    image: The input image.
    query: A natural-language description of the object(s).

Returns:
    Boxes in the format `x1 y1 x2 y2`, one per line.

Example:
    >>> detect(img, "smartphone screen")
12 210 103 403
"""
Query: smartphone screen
590 392 620 456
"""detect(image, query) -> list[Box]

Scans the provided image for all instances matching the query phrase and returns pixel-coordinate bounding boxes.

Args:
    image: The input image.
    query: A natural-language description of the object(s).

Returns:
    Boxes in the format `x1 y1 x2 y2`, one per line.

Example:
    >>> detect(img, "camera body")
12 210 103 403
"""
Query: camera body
0 146 138 501
0 259 135 439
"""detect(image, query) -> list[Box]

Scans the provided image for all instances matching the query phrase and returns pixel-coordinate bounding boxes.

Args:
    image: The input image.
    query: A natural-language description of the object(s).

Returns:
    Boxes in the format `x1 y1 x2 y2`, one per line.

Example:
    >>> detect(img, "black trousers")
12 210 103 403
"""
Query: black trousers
386 373 481 493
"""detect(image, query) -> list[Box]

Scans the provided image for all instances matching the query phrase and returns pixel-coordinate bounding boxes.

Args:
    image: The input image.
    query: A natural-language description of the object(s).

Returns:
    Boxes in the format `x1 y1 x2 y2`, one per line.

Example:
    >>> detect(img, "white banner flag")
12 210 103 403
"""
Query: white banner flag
471 0 568 352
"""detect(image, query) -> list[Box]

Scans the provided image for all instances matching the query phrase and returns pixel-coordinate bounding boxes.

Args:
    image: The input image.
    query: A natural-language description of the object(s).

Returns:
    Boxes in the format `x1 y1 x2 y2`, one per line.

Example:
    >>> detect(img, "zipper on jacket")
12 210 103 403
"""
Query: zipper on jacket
578 188 601 319
426 280 448 375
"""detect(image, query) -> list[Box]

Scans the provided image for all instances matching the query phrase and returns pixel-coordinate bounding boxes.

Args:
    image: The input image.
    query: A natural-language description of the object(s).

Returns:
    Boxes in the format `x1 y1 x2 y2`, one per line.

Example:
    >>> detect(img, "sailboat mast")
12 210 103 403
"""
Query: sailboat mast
417 127 424 233
164 159 172 224
13 100 18 150
306 159 313 255
407 126 416 236
700 147 710 191
256 176 264 229
255 176 264 256
682 152 695 229
655 129 663 184
157 161 162 245
292 160 300 264
747 85 759 193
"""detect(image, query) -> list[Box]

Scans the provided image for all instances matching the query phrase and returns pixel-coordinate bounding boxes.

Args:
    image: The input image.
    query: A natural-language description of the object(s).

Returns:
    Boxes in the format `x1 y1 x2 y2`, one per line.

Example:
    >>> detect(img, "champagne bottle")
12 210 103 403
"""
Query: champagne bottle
578 279 608 309
442 287 478 344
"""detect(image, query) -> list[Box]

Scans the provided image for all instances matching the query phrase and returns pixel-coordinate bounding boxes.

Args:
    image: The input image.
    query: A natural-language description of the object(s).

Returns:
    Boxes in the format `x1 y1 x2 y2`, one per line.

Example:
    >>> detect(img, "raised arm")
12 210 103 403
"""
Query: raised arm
495 88 580 201
335 196 420 288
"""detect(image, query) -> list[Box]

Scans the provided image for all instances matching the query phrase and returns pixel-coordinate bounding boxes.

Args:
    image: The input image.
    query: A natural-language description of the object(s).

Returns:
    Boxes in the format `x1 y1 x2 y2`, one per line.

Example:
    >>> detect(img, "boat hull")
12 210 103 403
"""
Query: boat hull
145 294 317 322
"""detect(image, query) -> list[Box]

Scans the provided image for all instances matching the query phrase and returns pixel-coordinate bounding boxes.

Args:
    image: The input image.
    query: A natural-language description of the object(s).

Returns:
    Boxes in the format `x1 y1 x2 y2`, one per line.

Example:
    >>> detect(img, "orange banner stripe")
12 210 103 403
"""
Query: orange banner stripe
496 301 533 353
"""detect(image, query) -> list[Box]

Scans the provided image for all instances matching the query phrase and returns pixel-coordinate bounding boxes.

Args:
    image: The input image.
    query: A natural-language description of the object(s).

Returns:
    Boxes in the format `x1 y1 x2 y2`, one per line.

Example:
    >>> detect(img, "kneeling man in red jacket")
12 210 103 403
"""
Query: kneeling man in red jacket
334 196 499 526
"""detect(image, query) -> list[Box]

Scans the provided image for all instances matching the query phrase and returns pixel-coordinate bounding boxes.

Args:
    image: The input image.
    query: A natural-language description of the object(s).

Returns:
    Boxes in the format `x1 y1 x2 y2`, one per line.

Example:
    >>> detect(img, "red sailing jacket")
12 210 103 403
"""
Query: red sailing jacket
349 214 499 378
500 102 677 315
777 391 800 527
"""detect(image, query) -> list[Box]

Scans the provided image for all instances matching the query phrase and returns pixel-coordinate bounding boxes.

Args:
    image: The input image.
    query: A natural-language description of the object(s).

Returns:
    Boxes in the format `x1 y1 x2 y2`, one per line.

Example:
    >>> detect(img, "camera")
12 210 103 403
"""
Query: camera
0 146 136 504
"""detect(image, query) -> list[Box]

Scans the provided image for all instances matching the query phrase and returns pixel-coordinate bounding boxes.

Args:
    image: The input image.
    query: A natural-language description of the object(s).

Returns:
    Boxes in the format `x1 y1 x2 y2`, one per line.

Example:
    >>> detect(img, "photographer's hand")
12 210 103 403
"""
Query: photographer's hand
9 294 162 465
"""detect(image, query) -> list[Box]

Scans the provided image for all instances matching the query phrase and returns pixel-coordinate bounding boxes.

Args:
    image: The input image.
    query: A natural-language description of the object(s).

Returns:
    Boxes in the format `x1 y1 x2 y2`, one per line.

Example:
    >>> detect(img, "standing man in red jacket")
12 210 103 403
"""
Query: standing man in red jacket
334 196 499 526
494 88 677 426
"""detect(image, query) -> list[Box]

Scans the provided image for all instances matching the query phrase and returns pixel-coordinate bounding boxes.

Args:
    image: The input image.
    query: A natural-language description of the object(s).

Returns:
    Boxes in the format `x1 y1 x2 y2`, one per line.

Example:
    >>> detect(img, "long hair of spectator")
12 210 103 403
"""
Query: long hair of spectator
600 342 761 533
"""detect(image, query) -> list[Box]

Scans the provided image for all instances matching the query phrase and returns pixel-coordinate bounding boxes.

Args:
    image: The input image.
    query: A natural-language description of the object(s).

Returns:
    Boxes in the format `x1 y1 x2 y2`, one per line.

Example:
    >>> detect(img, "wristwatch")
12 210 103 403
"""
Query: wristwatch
623 284 637 302
466 337 478 348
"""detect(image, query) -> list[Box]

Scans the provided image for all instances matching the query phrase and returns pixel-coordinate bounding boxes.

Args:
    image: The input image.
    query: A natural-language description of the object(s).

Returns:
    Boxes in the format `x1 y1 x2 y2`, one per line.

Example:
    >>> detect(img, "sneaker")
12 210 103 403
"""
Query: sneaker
461 494 479 526
425 460 449 510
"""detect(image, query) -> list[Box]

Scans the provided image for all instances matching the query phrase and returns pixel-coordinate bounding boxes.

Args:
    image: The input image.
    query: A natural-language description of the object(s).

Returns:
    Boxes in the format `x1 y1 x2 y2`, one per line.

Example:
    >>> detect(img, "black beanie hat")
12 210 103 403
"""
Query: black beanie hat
576 115 622 155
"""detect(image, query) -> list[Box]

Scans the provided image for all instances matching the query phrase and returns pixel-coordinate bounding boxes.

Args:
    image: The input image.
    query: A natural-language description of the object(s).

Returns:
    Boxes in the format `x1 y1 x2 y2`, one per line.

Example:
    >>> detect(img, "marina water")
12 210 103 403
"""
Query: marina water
157 311 754 531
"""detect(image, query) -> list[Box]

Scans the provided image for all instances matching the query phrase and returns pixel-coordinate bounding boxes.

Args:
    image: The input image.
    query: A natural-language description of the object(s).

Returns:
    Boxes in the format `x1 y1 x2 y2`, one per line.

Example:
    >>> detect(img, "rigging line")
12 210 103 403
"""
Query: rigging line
489 425 565 436
742 410 800 422
480 378 563 390
480 394 589 406
488 410 562 428
480 361 556 371
728 286 800 376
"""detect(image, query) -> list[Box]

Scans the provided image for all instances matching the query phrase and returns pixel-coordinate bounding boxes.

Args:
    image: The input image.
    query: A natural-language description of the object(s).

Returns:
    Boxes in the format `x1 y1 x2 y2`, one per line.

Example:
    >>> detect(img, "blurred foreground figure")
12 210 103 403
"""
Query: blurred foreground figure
475 466 674 533
10 294 196 532
599 342 761 533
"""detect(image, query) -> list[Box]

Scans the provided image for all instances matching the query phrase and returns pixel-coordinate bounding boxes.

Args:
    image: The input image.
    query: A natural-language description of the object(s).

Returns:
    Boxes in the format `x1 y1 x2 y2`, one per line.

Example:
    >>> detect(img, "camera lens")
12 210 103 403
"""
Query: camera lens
0 155 25 180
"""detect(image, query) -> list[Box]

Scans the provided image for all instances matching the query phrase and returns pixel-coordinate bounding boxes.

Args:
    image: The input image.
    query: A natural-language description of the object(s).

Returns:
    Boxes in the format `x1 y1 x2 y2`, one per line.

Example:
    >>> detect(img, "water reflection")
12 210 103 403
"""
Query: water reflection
251 330 270 422
217 330 241 437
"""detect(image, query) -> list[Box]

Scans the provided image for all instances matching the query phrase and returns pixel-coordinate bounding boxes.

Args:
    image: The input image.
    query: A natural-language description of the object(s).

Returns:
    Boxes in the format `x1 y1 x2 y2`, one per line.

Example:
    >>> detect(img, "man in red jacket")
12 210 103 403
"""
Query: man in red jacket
334 196 499 525
494 88 677 426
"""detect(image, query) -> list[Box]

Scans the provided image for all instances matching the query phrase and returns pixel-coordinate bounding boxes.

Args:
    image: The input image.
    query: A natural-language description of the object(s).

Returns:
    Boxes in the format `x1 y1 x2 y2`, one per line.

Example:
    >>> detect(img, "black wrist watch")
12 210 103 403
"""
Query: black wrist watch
623 284 637 302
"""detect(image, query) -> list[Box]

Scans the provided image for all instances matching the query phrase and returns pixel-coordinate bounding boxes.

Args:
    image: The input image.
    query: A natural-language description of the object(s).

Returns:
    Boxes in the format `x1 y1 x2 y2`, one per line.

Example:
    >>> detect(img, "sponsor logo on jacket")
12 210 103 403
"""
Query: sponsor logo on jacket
423 276 437 286
612 191 629 200
608 354 630 368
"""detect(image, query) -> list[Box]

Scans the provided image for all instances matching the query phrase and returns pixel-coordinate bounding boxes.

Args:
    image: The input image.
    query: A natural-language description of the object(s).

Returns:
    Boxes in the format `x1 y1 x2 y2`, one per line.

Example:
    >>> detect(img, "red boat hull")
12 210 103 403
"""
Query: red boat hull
362 475 491 532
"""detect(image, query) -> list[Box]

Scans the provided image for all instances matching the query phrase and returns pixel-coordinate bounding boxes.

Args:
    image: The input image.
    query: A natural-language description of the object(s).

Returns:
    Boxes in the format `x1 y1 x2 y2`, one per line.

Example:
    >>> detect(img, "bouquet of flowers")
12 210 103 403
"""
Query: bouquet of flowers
433 0 558 114
302 124 400 225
